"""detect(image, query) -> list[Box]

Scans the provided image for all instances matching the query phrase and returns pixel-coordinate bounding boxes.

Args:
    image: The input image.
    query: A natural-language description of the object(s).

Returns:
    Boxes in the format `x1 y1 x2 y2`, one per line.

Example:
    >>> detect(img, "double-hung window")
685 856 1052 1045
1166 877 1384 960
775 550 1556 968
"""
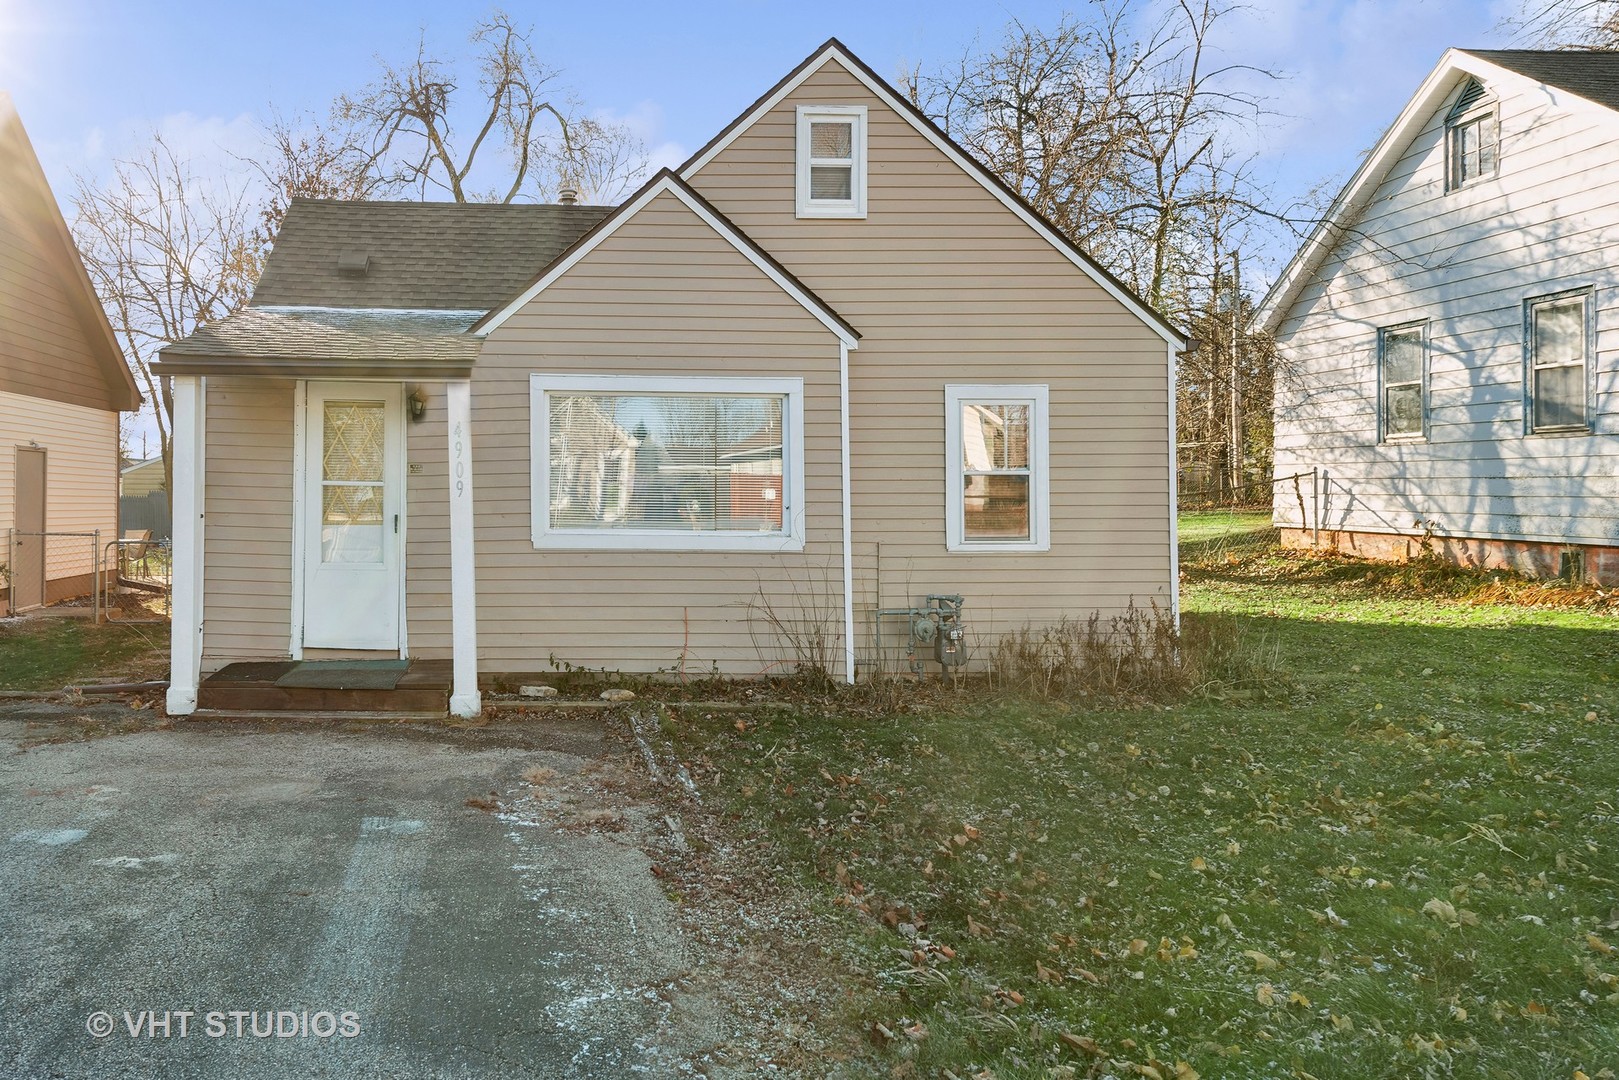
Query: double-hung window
530 374 805 551
796 106 866 218
1379 322 1426 440
1446 79 1498 191
1526 290 1592 433
944 384 1050 552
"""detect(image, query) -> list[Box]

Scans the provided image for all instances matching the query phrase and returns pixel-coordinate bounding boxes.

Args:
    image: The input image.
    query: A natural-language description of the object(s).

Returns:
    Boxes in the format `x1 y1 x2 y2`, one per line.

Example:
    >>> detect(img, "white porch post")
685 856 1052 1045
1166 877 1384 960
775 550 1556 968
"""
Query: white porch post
166 375 206 715
446 379 481 717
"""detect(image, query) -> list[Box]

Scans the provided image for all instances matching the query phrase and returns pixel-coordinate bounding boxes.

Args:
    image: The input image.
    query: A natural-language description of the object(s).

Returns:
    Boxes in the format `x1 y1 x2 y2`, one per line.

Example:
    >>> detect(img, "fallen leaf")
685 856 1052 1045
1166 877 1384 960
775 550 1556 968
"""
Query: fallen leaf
1058 1032 1103 1056
1330 1013 1353 1032
1422 898 1460 925
1174 1063 1200 1080
1256 982 1277 1006
1242 949 1279 971
1191 856 1208 872
1588 933 1616 957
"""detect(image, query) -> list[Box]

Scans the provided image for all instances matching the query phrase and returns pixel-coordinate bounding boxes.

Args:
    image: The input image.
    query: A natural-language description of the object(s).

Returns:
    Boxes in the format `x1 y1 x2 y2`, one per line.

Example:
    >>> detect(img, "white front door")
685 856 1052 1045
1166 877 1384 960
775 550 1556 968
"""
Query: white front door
302 382 405 650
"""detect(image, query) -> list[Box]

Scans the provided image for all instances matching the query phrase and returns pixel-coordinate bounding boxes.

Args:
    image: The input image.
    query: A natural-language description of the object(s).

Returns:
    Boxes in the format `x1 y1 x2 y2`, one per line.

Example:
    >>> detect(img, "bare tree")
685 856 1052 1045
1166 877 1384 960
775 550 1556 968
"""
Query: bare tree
908 0 1270 317
253 112 380 251
73 138 260 494
334 8 646 204
1503 0 1619 46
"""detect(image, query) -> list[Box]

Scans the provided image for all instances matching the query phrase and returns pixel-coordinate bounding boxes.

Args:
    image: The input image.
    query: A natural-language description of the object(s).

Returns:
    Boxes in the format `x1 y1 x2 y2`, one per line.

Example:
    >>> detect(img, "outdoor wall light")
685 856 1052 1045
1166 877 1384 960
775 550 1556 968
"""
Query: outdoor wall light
407 389 427 421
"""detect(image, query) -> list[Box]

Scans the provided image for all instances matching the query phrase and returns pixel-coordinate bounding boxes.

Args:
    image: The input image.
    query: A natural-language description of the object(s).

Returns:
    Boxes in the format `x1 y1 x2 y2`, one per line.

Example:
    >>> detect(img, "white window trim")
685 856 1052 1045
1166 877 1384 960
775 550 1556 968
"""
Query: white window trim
530 373 806 553
1378 321 1428 443
1524 287 1594 435
1445 83 1498 193
795 105 867 219
944 384 1051 553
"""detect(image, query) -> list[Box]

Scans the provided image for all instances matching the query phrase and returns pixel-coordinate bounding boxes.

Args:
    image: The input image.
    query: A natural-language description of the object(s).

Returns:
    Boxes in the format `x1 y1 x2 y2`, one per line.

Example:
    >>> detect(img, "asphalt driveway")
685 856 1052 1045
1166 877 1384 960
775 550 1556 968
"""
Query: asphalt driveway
0 709 741 1079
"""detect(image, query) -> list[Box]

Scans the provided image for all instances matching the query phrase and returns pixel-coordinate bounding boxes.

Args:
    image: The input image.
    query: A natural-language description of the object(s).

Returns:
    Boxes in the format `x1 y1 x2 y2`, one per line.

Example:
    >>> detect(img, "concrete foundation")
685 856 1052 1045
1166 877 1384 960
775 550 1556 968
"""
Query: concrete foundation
1280 528 1619 586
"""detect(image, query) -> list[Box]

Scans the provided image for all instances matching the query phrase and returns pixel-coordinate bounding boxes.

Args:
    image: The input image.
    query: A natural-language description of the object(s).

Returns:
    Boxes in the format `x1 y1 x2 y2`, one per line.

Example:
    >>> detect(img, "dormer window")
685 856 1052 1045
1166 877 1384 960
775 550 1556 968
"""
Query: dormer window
796 106 866 219
1446 79 1497 190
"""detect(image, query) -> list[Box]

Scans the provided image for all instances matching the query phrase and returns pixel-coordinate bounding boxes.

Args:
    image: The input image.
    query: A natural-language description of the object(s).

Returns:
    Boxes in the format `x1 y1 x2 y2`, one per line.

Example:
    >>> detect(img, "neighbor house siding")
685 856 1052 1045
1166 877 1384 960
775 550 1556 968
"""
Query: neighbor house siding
1272 75 1619 549
202 377 295 666
0 156 119 412
685 60 1174 669
474 189 847 675
0 388 119 592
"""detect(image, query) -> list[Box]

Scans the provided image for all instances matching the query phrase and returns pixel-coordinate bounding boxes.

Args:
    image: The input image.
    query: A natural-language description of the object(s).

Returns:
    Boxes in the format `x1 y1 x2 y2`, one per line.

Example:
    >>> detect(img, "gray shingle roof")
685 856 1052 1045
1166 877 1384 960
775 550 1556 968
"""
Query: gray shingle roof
158 306 484 367
1465 49 1619 113
250 198 614 310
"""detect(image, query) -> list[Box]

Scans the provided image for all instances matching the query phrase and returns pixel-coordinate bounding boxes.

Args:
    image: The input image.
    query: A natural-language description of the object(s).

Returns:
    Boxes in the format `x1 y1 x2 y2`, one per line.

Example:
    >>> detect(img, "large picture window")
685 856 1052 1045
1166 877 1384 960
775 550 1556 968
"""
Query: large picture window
944 384 1050 552
1379 323 1426 440
530 374 805 551
1527 290 1592 433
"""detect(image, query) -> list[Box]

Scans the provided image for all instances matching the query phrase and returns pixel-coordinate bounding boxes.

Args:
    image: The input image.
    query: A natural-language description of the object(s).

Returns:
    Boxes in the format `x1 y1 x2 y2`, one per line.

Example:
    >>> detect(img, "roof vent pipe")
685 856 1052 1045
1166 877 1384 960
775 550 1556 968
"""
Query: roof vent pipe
557 186 579 206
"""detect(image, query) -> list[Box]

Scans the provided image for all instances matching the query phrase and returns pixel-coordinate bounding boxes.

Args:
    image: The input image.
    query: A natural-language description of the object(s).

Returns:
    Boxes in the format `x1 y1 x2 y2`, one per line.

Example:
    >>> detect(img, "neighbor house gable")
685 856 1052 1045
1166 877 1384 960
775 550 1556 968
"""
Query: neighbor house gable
473 169 858 347
678 39 1184 348
0 93 140 413
1254 48 1619 337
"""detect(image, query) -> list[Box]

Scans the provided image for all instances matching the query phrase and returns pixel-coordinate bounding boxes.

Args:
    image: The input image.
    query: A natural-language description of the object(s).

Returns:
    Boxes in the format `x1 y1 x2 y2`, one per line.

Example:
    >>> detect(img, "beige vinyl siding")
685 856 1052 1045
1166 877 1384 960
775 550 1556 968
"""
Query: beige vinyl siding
198 377 450 668
686 60 1174 667
120 459 165 497
202 377 295 665
1272 75 1619 548
404 389 452 657
475 189 847 674
0 388 118 588
0 133 120 412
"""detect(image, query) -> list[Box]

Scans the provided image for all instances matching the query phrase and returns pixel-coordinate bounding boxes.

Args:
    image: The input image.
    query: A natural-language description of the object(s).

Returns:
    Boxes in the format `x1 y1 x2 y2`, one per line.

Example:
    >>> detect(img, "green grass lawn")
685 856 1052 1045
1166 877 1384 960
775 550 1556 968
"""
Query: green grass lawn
669 518 1619 1079
0 617 168 690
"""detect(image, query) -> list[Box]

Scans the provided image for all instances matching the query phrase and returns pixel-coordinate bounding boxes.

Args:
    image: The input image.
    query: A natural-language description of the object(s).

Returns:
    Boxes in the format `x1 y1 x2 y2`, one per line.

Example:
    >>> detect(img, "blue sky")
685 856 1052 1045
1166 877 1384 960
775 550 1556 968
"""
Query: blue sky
2 0 1527 280
0 0 1532 450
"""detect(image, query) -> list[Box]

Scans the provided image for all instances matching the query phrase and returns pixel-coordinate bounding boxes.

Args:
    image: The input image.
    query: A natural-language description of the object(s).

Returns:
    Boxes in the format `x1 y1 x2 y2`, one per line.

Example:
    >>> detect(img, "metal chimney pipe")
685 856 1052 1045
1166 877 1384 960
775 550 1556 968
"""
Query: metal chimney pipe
557 186 579 206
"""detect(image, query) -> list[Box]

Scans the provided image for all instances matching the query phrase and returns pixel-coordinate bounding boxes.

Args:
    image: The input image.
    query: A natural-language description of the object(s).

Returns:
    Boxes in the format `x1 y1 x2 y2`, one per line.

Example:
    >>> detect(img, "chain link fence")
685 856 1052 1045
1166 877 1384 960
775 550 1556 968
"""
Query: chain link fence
2 530 172 622
102 535 172 623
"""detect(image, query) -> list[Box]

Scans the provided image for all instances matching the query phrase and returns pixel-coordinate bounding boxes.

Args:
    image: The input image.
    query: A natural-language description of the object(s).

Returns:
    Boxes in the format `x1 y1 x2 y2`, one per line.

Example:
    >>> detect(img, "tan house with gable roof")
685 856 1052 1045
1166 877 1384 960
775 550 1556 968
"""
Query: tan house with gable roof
155 40 1183 717
1 93 141 613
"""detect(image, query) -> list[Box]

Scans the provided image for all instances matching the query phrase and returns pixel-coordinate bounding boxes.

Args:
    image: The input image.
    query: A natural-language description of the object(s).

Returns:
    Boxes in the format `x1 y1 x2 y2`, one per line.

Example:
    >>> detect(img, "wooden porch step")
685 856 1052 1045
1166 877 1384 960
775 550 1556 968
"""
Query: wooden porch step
197 659 451 714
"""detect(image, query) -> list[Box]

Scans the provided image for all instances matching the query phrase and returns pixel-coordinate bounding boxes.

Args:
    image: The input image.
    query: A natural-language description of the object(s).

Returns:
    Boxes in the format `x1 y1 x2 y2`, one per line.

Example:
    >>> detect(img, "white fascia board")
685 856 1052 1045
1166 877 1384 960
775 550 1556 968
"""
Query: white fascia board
680 44 1184 349
475 174 858 349
1253 49 1615 336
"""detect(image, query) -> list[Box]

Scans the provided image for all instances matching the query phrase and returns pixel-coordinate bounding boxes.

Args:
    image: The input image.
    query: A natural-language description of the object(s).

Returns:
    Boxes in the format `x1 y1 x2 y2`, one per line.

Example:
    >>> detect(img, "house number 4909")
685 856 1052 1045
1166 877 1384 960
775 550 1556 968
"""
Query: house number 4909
453 421 467 497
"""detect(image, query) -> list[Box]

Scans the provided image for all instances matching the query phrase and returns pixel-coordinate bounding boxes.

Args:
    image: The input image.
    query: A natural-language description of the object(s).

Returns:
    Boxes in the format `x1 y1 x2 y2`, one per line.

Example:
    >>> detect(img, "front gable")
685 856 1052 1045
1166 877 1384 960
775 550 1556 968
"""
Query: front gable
681 42 1182 346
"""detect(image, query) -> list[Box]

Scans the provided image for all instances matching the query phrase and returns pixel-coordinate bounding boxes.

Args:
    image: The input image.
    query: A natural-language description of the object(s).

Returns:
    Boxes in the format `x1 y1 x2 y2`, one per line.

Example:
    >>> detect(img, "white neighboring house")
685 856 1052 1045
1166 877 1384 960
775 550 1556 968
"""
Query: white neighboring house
1255 49 1619 583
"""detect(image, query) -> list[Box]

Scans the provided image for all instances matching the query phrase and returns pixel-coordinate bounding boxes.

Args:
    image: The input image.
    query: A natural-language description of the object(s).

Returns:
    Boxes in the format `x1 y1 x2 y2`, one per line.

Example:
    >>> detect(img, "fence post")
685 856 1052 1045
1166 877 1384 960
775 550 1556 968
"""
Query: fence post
1311 468 1321 548
92 530 101 624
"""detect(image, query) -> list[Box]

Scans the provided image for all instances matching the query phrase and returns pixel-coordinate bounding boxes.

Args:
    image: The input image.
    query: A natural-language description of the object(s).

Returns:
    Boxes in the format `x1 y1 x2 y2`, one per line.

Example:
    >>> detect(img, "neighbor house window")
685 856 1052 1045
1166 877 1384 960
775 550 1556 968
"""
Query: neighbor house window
1446 79 1497 190
796 105 866 218
944 384 1050 552
1379 322 1426 440
1526 290 1592 433
529 374 805 551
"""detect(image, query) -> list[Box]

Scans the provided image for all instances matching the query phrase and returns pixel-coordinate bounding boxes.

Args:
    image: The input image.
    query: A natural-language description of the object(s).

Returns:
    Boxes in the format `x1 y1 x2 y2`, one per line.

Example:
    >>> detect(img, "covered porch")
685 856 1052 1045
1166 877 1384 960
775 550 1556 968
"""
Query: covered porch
152 306 486 719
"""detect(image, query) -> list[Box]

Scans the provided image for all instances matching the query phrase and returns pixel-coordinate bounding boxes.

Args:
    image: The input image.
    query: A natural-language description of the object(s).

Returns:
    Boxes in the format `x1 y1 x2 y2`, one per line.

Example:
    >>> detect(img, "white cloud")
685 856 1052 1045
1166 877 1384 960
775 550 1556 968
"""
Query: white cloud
592 99 688 174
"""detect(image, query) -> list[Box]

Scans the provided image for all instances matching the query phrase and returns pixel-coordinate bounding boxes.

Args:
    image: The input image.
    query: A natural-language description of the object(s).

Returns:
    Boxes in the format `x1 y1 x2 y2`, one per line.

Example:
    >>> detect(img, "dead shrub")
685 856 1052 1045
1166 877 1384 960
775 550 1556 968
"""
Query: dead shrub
988 604 1286 704
523 766 559 787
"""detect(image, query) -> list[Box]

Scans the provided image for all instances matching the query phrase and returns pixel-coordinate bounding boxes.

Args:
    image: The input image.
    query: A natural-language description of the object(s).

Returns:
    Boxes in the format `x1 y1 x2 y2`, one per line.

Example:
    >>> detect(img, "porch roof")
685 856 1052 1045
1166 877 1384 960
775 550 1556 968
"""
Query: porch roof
152 305 484 378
